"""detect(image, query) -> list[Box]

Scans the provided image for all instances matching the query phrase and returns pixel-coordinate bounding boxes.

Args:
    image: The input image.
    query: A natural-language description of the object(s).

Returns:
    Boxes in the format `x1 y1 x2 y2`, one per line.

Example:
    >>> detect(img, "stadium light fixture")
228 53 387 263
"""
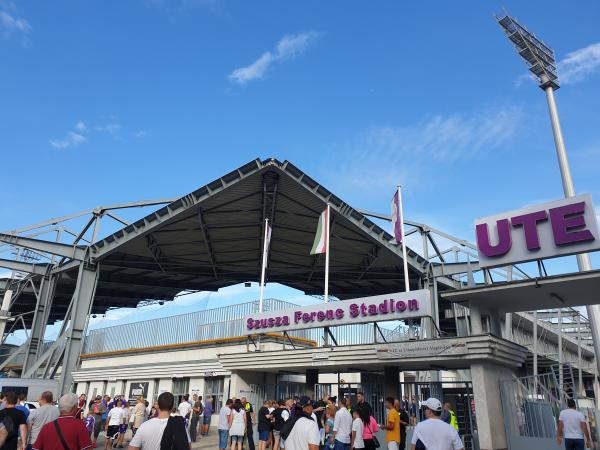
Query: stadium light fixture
496 13 600 384
496 14 559 90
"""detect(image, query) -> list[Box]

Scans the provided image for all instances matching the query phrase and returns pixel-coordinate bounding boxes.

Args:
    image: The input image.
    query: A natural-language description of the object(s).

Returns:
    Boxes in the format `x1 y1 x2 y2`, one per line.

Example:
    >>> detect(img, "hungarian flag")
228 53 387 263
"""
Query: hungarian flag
391 190 402 244
310 208 329 255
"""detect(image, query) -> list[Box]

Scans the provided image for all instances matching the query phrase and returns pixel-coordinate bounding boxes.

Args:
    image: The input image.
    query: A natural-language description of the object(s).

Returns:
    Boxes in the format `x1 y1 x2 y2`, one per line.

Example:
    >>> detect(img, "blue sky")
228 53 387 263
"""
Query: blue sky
1 0 600 337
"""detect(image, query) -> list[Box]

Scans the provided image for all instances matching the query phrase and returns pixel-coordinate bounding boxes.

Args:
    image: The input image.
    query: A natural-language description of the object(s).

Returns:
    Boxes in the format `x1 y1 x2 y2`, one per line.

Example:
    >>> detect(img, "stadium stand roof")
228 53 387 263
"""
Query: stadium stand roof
1 159 442 326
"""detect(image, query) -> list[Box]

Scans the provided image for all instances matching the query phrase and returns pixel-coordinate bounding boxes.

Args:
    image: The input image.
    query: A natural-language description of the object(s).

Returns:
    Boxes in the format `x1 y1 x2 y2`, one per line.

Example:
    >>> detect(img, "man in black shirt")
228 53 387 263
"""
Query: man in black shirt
397 401 410 450
0 392 27 450
241 397 255 450
353 392 373 419
257 401 273 450
312 393 329 435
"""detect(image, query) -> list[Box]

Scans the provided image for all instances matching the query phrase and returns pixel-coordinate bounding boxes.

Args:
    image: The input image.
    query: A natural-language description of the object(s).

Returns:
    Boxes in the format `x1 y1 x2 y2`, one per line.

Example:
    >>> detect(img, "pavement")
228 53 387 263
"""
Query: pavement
95 428 222 449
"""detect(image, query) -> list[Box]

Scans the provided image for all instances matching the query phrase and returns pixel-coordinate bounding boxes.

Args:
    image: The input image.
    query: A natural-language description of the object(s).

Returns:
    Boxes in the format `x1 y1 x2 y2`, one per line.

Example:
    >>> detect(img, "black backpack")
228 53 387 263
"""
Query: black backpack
160 416 189 450
273 408 285 431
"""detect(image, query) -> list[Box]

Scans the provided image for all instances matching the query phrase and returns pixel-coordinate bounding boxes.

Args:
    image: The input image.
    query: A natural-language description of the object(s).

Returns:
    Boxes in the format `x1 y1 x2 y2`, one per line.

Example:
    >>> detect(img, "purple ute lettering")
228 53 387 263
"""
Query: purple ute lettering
510 210 548 250
549 202 595 246
476 219 512 257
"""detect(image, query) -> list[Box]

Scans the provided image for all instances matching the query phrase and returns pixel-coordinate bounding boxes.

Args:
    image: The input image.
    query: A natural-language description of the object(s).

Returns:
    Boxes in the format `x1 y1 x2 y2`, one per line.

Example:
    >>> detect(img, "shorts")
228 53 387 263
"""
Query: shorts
273 430 281 438
259 431 270 441
203 415 211 425
231 435 244 443
387 441 399 450
219 429 230 449
107 425 120 439
119 424 127 433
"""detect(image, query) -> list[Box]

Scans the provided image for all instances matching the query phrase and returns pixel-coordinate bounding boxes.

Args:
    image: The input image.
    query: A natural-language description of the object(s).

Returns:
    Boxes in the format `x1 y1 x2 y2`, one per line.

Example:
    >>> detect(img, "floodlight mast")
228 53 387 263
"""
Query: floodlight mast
497 14 600 382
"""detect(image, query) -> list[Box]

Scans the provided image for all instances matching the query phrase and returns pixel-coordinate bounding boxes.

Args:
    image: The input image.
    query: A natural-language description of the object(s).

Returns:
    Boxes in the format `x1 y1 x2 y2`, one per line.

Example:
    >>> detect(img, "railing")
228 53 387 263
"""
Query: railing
83 298 296 354
500 373 561 439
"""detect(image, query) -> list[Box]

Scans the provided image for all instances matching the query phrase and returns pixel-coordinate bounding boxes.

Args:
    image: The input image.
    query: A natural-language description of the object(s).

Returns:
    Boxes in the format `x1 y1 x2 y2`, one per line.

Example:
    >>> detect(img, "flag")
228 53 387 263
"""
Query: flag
310 208 329 255
264 221 272 263
391 190 402 244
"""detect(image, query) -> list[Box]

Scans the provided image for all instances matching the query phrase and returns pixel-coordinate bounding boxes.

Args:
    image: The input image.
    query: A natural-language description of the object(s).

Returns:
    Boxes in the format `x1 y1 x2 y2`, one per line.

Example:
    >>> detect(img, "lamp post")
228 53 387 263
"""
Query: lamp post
496 14 600 379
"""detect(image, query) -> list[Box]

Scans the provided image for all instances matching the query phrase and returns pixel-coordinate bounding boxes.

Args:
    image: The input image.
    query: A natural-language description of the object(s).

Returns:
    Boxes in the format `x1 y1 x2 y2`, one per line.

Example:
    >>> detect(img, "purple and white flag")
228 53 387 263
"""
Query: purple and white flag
391 190 402 244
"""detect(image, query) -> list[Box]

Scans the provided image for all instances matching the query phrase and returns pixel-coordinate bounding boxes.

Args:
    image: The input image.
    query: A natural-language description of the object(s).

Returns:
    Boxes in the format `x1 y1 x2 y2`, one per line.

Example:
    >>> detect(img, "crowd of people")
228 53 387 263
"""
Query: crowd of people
0 390 210 450
0 386 593 450
213 392 464 450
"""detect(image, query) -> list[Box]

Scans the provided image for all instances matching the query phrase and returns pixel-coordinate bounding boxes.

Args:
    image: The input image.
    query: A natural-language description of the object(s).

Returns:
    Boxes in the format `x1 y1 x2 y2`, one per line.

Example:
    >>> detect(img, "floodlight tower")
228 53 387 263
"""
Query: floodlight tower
496 14 600 382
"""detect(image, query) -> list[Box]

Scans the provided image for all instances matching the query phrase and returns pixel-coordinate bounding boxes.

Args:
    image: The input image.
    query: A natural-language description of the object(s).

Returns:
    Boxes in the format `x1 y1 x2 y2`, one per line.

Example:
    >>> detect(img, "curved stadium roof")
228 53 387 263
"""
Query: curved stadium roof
2 158 439 326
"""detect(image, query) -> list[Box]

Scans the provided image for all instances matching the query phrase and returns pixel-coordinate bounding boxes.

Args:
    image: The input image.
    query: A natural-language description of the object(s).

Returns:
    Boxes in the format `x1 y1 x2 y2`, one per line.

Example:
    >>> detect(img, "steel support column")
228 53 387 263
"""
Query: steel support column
59 262 99 394
22 272 56 373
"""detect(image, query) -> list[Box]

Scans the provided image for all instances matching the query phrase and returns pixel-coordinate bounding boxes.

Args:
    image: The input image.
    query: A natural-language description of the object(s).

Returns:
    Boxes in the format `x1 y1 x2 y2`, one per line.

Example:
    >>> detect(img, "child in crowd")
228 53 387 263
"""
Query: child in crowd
84 411 96 439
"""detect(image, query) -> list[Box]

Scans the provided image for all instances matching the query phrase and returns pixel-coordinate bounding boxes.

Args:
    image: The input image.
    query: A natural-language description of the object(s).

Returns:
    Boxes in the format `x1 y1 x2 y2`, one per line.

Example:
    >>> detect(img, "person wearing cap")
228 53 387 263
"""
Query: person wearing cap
284 396 320 450
90 395 107 448
410 398 463 450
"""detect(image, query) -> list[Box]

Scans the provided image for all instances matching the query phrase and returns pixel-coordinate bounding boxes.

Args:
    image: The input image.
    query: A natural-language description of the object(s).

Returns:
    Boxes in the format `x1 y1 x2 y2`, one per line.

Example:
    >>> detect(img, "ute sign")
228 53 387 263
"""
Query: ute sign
475 194 600 268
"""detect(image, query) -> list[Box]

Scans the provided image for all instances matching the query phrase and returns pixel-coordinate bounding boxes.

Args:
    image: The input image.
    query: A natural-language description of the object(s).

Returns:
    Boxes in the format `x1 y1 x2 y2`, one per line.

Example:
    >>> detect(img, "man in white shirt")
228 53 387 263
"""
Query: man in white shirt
106 399 126 450
557 399 591 450
333 397 352 450
411 398 463 450
129 392 191 450
177 395 193 419
218 399 233 450
284 396 320 450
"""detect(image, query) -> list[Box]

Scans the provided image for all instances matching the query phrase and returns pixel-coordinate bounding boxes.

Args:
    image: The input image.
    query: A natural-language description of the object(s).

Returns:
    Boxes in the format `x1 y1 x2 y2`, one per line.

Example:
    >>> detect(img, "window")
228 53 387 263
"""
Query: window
204 377 224 413
172 378 190 406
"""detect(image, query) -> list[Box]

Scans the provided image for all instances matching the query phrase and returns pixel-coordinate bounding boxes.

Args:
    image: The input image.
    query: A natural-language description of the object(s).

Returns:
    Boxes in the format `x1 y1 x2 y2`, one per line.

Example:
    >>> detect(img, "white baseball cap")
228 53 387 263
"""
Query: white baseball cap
422 397 442 412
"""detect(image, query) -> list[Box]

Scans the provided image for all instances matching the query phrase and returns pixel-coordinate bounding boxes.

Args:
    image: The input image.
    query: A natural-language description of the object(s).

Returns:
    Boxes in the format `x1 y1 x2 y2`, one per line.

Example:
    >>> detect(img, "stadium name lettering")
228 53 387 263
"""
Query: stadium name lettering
246 298 420 331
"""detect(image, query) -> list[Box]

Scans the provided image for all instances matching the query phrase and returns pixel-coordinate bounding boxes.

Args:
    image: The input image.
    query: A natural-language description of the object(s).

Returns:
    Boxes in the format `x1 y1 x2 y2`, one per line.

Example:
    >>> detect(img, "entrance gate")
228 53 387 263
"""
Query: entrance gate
400 381 477 450
315 382 386 423
246 382 305 409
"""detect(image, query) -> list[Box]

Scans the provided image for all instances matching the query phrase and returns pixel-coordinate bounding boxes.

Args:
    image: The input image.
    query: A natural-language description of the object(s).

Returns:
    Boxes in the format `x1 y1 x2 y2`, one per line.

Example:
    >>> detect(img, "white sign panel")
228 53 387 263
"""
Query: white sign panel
243 290 431 335
475 194 600 269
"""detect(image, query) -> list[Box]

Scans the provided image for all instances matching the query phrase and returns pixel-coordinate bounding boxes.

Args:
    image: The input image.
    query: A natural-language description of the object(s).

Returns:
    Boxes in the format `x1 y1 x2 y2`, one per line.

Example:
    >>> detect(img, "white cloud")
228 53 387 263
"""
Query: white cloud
229 31 320 84
94 123 121 134
0 10 31 35
229 52 274 84
558 42 600 85
49 132 87 149
327 106 523 192
132 130 148 138
49 119 131 149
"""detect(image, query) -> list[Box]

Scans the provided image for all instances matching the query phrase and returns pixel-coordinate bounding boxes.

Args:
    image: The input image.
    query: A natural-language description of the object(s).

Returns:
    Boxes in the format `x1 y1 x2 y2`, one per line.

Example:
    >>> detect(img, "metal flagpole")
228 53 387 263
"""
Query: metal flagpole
398 186 410 292
324 204 331 303
258 218 269 313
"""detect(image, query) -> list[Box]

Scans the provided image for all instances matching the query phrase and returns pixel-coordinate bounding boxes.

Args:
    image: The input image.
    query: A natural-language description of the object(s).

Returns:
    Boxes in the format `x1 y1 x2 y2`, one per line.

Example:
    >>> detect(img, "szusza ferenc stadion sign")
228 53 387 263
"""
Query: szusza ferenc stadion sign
475 194 600 268
244 290 431 335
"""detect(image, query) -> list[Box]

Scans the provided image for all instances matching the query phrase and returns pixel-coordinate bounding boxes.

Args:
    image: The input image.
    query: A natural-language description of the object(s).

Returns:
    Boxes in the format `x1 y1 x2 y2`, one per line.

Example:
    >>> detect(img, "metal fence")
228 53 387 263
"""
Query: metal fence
499 372 566 450
83 298 295 353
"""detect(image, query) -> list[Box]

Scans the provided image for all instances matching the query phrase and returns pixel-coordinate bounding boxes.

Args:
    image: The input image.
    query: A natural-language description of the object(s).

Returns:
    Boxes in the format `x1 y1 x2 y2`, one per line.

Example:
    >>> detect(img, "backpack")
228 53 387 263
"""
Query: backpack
160 416 189 450
272 408 285 431
1 414 16 440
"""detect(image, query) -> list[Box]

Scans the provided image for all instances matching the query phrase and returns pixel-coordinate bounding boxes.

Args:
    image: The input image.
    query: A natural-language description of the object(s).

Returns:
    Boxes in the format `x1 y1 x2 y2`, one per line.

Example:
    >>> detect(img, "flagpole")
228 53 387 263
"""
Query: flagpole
324 204 330 303
258 218 269 313
397 186 410 292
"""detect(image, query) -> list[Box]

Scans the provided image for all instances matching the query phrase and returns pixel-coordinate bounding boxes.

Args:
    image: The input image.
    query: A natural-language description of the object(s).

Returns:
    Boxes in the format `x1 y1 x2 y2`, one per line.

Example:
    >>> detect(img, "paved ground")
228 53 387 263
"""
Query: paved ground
95 428 224 449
